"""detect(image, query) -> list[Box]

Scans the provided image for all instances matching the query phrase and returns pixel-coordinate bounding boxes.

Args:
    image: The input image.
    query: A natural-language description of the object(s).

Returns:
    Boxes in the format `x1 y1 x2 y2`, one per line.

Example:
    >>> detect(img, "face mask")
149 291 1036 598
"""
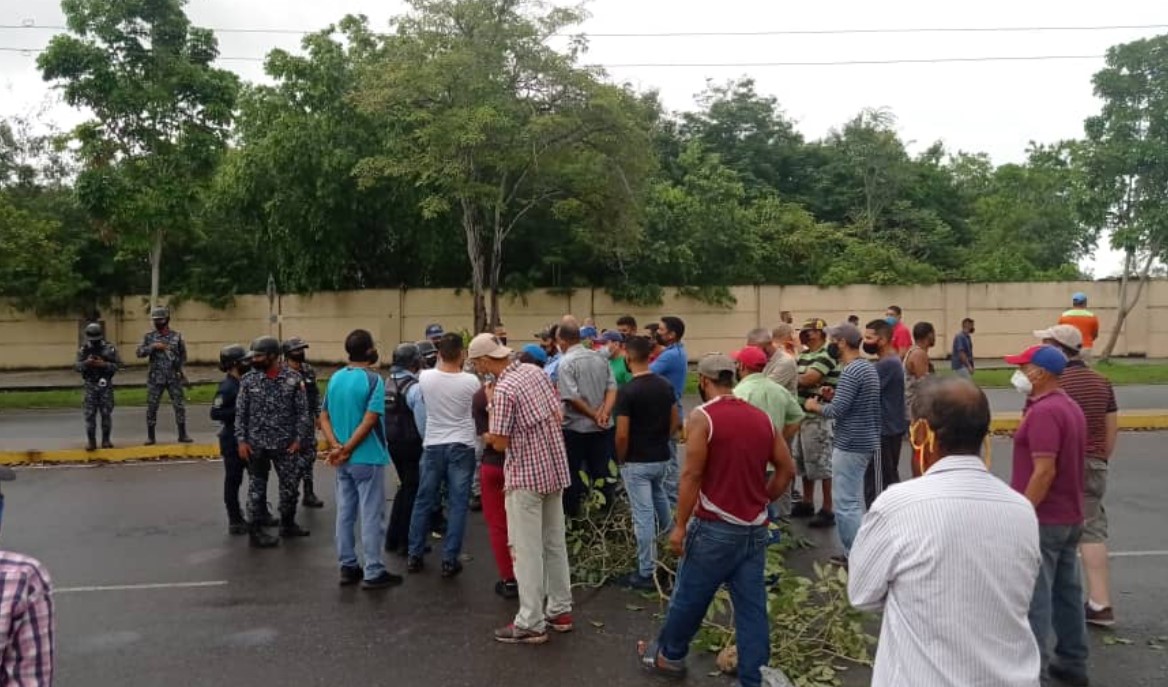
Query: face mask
251 358 269 371
287 352 306 363
826 343 841 360
498 337 508 346
1011 369 1033 395
862 342 880 356
654 334 668 347
885 316 897 326
153 320 168 331
969 328 976 335
599 346 613 360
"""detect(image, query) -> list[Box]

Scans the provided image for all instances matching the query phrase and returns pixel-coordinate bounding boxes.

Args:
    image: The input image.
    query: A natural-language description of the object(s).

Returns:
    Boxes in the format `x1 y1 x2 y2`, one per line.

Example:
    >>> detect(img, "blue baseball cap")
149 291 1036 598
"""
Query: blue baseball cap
424 323 444 339
1072 292 1087 304
520 343 548 364
1005 344 1067 375
580 326 598 339
599 331 624 343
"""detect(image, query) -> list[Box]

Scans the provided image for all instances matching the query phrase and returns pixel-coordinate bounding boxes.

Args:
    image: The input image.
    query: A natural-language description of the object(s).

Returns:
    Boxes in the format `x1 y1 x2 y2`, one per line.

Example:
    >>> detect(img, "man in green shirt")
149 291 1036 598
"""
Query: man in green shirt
793 318 840 528
601 331 633 386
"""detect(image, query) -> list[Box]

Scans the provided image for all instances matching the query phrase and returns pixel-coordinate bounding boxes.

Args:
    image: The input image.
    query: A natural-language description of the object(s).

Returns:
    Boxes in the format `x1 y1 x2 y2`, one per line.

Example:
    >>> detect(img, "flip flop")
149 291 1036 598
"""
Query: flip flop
637 639 687 679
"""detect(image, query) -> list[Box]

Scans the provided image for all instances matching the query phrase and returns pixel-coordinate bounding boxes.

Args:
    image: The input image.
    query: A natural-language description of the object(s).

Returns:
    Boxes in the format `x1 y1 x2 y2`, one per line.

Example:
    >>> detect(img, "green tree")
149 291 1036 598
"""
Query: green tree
353 0 653 331
1078 34 1168 360
38 0 239 308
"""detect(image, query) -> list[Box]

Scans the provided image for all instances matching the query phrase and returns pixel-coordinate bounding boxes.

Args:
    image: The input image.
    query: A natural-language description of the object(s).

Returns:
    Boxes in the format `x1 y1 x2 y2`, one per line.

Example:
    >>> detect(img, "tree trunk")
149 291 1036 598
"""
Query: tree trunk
460 198 488 333
1098 248 1156 362
488 225 504 332
149 229 163 309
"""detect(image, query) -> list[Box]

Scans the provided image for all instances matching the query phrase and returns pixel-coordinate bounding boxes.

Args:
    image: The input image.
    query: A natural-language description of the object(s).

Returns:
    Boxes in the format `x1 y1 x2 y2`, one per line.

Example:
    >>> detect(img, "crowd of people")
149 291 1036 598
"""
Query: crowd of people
48 291 1116 686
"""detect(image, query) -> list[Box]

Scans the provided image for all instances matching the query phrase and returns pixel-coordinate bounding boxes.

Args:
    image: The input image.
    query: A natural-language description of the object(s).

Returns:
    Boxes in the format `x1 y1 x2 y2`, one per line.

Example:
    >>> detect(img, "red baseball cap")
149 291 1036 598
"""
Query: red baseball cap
732 346 769 372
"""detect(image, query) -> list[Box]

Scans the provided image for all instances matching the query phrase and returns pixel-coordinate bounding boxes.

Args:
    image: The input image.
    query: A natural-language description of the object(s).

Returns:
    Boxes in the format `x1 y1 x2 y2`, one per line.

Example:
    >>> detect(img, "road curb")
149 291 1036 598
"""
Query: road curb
989 411 1168 433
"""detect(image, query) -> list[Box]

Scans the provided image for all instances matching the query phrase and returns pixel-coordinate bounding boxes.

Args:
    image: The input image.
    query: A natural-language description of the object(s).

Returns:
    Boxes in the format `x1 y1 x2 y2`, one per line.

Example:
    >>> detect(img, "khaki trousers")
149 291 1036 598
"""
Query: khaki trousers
506 488 573 632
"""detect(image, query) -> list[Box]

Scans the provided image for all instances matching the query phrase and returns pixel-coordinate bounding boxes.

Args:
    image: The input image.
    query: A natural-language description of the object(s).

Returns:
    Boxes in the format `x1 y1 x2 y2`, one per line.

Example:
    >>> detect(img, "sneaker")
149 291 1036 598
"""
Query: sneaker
495 579 519 599
361 571 404 590
1084 603 1115 628
619 572 656 592
1049 663 1089 687
808 509 836 528
546 613 574 633
406 556 424 573
494 623 549 645
791 502 816 518
468 495 483 512
339 565 362 587
279 523 311 538
441 559 464 578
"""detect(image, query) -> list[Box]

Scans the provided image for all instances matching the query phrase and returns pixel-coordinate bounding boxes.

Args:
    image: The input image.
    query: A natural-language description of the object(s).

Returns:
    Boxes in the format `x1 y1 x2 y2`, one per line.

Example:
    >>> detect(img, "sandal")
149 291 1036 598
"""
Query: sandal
637 640 687 679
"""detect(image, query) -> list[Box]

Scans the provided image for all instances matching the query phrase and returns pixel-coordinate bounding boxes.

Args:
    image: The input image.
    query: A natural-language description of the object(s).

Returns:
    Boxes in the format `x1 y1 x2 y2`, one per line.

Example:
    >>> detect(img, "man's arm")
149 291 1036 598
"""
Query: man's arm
1024 456 1058 508
614 415 631 463
320 408 340 448
406 384 427 439
817 370 859 419
234 379 250 446
905 349 927 379
486 386 514 453
766 431 796 501
1103 412 1119 460
74 347 88 373
175 334 187 369
10 564 54 684
670 408 709 556
558 360 594 420
669 404 680 437
135 334 152 359
797 367 824 390
781 421 800 442
597 387 617 428
105 345 121 374
848 508 897 611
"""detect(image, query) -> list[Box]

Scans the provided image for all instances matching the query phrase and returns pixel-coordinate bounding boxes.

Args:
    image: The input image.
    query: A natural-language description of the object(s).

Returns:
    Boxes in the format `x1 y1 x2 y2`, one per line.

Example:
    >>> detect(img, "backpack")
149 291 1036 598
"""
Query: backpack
384 375 421 446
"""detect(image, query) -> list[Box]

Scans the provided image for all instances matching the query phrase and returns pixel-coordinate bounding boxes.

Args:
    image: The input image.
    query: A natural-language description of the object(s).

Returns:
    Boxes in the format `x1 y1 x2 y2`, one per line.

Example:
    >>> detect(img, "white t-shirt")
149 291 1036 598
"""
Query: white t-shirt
418 368 480 447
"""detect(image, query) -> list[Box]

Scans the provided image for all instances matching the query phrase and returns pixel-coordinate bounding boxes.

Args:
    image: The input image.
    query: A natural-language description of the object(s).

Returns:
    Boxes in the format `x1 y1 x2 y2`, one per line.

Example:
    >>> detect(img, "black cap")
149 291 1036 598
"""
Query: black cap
281 337 309 355
249 335 281 358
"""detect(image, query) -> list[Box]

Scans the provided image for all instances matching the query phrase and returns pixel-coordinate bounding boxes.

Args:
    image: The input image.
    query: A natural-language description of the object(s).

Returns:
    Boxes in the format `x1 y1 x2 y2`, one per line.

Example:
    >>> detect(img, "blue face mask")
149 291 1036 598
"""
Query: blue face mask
885 316 898 326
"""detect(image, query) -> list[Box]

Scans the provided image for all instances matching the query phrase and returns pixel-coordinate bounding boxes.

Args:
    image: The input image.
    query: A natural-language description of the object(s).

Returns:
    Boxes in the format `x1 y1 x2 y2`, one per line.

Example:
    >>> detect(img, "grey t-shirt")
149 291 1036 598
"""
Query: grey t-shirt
875 355 908 437
557 344 617 434
418 368 480 447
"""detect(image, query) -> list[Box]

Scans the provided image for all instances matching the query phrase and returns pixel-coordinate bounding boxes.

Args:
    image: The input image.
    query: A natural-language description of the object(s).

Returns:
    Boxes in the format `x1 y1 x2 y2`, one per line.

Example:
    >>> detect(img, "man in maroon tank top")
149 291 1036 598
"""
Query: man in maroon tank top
638 354 796 687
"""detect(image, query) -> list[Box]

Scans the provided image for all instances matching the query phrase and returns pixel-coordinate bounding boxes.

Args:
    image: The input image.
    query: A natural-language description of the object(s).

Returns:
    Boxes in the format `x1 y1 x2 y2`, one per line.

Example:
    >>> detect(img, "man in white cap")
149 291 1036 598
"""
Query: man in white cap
468 333 573 645
1036 324 1119 628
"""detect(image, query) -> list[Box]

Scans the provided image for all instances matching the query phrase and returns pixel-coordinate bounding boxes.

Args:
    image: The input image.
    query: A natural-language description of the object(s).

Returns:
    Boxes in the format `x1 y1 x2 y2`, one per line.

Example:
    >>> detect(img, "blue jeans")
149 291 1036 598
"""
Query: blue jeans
1029 524 1089 680
620 461 672 577
656 519 769 687
335 463 388 580
832 447 873 554
408 443 475 561
663 439 680 509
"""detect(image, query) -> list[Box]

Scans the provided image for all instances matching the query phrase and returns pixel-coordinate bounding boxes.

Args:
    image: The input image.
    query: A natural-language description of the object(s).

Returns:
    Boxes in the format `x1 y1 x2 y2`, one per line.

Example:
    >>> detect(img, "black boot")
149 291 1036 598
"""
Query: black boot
302 480 324 508
249 523 279 548
177 423 193 443
259 506 280 528
228 516 249 536
279 515 310 538
85 429 97 451
145 425 156 446
101 425 113 449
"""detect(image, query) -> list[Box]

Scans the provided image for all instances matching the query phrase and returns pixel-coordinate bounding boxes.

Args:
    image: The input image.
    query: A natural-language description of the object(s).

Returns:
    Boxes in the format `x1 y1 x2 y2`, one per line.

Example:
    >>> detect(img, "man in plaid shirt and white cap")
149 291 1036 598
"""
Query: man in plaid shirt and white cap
0 466 55 685
468 333 573 645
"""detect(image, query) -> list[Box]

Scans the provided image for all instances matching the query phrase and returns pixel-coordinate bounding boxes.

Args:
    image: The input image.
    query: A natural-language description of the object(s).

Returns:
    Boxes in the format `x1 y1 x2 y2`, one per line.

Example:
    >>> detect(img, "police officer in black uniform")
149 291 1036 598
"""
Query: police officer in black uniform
211 344 251 535
236 336 311 549
136 306 192 445
75 322 121 450
416 340 438 370
384 343 426 554
282 337 324 508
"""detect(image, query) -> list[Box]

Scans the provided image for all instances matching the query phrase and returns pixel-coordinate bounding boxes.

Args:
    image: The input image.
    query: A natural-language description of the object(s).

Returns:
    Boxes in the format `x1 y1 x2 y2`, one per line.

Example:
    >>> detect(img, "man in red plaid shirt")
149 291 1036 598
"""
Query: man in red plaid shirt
469 334 573 645
0 467 55 685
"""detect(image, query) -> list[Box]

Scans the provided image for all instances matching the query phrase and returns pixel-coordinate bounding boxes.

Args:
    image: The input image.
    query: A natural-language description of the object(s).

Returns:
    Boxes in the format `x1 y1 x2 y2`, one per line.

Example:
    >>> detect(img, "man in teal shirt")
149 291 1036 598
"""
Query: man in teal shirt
320 329 400 590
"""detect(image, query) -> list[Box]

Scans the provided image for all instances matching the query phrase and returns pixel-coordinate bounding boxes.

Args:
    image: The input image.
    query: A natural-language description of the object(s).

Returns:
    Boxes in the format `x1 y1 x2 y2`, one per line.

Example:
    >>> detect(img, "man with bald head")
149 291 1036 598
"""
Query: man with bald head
849 377 1041 687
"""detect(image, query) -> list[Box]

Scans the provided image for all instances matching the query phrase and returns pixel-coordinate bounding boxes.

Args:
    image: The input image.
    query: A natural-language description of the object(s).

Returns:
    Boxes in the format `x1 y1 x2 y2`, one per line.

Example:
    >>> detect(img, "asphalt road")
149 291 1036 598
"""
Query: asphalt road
1 435 1166 686
3 385 1167 452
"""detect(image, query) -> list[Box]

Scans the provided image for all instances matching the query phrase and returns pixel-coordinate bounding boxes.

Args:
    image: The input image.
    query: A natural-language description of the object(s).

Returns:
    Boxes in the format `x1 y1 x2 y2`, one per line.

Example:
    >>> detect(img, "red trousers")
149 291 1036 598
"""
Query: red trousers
480 463 514 581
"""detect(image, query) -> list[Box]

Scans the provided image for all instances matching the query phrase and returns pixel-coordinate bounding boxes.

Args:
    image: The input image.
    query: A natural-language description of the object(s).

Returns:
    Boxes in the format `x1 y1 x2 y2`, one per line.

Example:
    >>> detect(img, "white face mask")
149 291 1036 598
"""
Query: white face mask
1011 369 1033 396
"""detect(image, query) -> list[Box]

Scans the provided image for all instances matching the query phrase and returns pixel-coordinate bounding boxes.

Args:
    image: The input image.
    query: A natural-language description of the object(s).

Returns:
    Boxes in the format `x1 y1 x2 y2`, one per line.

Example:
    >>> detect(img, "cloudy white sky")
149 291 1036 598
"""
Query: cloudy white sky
4 0 1166 277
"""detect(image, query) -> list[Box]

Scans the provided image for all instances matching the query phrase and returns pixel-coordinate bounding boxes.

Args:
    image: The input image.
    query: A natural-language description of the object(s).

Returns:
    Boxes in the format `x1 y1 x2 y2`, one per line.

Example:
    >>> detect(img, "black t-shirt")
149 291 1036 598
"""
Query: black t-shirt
473 387 506 467
614 373 675 463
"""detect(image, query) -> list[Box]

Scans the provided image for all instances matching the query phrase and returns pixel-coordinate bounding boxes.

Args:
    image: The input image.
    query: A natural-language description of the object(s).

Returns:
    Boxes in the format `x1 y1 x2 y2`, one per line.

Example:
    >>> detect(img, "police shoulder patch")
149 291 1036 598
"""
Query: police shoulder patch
287 376 300 388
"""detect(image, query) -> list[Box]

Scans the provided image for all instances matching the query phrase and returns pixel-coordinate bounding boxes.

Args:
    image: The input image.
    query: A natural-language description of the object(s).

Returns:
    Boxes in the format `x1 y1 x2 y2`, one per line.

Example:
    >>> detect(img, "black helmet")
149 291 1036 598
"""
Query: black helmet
281 337 309 355
416 340 438 368
219 344 249 372
249 335 281 358
150 306 170 321
84 323 103 341
392 343 422 370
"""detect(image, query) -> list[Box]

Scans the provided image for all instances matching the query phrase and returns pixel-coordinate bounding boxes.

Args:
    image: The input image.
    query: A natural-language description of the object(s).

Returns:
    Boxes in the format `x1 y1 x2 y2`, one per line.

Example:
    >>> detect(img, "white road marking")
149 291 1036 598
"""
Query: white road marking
56 580 228 594
1110 550 1168 558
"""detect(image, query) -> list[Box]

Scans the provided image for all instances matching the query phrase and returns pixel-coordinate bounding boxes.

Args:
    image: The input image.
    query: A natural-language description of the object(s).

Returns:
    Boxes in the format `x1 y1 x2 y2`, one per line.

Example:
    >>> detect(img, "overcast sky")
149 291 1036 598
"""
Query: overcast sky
4 0 1166 277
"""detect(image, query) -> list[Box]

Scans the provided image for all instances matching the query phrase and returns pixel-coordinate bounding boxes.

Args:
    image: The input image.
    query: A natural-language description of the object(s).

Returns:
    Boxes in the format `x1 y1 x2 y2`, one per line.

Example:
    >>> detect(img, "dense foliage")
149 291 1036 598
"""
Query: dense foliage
4 1 1166 335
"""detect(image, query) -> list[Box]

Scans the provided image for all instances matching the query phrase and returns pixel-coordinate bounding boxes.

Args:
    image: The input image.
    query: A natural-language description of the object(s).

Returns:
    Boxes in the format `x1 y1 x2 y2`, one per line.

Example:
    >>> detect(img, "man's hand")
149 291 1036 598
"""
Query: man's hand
818 386 835 402
804 397 822 414
595 408 611 429
328 446 352 466
288 440 300 455
239 442 252 461
669 524 687 557
152 342 168 351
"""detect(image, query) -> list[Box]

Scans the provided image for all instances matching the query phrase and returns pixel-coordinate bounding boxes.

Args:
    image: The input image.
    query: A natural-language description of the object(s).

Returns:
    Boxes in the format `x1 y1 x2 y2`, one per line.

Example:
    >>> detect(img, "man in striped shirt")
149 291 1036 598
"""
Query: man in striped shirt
850 377 1041 687
792 318 840 528
805 322 881 566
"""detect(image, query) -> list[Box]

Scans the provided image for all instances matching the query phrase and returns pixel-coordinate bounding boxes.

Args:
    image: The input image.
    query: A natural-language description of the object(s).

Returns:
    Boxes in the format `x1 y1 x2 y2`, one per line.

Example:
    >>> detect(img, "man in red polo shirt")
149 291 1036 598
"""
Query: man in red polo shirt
1007 344 1089 687
638 354 795 687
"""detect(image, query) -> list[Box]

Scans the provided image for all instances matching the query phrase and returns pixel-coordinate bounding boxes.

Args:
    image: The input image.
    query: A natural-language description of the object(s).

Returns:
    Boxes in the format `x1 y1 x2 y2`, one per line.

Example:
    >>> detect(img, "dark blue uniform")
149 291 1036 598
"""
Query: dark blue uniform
211 374 246 525
236 368 311 525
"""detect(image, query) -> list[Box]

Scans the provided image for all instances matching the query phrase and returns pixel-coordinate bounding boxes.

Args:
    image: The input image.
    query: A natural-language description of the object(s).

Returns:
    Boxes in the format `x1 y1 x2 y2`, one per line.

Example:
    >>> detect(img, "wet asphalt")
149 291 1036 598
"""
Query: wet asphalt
1 434 1166 686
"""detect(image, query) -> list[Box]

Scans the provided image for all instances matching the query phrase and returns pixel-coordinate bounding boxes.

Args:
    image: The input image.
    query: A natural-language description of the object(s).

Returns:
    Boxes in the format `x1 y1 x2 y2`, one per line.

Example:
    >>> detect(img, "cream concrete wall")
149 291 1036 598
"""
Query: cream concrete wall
0 281 1162 369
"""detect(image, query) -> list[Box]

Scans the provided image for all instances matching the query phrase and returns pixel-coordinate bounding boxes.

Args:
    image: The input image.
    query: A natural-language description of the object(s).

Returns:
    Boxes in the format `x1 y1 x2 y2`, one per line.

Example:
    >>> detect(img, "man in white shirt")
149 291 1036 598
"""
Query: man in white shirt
849 377 1041 687
406 333 482 578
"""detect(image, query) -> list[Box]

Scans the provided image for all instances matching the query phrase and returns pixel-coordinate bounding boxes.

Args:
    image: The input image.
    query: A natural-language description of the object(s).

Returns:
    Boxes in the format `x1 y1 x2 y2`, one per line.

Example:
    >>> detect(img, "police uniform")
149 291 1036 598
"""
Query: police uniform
136 325 189 443
235 366 311 531
294 361 321 499
75 335 120 448
211 373 247 530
